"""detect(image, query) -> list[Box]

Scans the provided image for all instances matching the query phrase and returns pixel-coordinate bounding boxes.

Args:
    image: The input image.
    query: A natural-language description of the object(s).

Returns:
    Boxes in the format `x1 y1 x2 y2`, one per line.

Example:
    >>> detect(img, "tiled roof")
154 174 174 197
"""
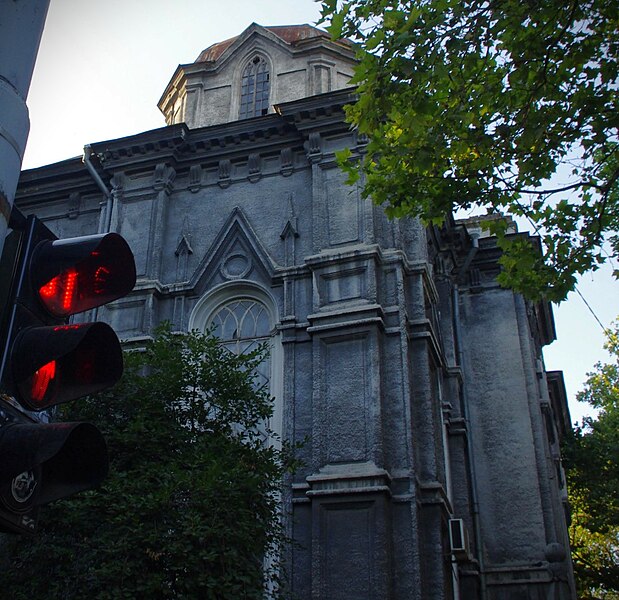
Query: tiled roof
195 24 340 63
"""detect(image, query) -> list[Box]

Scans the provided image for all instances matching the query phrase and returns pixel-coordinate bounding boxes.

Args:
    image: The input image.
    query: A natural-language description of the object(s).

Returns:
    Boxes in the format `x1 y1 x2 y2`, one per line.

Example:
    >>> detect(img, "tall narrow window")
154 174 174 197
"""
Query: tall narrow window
189 284 282 439
239 56 270 119
210 299 272 391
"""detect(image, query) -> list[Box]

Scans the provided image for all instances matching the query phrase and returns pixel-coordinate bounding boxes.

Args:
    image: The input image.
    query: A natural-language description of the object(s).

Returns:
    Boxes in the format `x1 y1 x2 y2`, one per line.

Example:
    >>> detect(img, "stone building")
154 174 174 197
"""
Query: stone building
15 23 575 599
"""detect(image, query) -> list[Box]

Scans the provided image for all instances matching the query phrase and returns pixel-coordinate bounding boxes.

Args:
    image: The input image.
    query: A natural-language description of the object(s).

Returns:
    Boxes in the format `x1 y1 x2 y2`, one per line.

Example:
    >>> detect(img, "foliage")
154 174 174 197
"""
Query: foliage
320 0 619 301
0 324 297 599
563 321 619 598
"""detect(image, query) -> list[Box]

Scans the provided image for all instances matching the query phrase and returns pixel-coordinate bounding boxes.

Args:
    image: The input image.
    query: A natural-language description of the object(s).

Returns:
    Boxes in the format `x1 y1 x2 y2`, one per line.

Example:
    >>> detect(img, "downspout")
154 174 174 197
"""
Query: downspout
457 228 480 282
83 144 112 233
82 145 112 323
452 228 487 599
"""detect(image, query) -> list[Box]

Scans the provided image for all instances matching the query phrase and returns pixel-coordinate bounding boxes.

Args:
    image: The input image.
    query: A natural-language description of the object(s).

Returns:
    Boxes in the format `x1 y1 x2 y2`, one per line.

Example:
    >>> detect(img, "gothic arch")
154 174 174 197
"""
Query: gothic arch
229 49 274 121
188 281 283 438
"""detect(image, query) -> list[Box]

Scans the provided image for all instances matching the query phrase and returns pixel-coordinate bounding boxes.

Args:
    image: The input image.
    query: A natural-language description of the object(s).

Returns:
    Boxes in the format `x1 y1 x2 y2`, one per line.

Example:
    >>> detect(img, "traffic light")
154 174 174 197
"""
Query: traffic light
0 209 136 534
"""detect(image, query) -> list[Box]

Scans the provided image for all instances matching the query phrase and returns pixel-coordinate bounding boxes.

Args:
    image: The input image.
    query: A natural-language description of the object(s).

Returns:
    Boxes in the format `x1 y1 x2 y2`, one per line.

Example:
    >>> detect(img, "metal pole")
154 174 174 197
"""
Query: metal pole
0 0 51 257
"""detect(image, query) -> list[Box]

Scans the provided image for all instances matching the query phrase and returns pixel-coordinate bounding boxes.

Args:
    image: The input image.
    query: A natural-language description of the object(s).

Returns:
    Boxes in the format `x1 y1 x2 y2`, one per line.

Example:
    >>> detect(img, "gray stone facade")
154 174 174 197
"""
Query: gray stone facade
15 24 575 599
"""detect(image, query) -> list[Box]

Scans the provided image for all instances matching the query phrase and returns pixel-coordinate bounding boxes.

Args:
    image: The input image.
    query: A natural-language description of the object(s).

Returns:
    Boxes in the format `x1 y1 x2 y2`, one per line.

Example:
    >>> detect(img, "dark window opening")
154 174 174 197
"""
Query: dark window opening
240 56 270 119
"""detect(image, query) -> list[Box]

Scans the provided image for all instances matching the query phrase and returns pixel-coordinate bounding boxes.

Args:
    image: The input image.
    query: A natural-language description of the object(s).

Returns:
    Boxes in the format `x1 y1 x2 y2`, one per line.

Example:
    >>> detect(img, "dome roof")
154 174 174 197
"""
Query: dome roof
159 23 357 129
195 24 341 63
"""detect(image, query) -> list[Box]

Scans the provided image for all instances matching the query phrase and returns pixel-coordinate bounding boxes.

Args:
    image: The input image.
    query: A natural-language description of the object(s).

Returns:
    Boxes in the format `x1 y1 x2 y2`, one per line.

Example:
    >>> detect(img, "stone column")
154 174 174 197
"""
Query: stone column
150 163 176 281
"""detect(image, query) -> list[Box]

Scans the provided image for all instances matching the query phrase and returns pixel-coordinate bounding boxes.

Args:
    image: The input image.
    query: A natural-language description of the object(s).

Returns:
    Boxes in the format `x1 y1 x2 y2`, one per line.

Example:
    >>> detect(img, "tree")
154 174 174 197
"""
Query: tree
320 0 619 301
0 324 297 599
563 321 619 598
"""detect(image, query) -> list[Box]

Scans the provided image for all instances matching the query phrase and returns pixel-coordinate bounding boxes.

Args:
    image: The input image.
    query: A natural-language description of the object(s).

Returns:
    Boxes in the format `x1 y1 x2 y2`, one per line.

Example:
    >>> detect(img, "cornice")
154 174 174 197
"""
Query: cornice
275 87 357 131
16 88 358 205
87 89 355 172
16 157 100 206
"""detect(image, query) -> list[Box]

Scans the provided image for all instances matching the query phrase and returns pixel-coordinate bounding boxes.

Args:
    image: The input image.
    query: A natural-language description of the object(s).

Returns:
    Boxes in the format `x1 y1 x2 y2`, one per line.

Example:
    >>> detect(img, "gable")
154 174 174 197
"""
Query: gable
190 207 278 296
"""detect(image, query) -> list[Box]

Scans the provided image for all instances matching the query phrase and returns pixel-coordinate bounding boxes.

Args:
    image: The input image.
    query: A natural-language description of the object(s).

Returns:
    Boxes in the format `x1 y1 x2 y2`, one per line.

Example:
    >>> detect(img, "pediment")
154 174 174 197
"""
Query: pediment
210 24 294 70
190 207 277 293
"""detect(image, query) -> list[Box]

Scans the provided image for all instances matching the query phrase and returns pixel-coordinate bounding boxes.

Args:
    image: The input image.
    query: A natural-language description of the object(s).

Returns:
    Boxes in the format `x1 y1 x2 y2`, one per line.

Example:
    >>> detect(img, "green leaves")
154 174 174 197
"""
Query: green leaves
0 324 297 599
563 320 619 597
321 0 619 301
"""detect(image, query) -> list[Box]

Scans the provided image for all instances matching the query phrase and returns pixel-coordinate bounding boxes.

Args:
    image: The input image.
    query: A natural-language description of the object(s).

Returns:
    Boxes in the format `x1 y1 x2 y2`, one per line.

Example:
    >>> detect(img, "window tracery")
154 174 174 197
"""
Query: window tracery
188 283 282 438
210 299 272 390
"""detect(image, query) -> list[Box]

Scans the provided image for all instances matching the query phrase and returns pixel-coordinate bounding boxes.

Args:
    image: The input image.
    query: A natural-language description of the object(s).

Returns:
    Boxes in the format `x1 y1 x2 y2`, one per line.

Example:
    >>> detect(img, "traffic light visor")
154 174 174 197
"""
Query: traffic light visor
33 233 136 318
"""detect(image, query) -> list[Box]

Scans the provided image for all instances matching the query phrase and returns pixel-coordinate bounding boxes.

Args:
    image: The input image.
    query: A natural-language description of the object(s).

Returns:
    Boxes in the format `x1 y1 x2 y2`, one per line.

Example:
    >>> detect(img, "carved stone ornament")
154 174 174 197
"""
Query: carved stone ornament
306 131 322 162
280 193 299 239
247 153 262 183
280 147 294 177
110 172 126 201
220 252 252 280
175 234 193 257
218 159 231 188
67 192 81 219
153 163 176 193
355 129 369 147
188 164 202 193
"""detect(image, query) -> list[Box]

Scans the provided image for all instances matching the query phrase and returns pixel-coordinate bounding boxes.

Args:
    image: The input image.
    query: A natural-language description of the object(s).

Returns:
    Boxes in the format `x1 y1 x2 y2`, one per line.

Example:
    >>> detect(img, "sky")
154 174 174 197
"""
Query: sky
21 0 619 422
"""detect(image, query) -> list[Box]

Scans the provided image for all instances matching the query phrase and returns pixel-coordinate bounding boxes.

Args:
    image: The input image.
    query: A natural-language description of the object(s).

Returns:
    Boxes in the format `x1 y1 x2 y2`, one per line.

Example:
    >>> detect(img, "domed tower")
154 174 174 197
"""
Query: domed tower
158 23 357 128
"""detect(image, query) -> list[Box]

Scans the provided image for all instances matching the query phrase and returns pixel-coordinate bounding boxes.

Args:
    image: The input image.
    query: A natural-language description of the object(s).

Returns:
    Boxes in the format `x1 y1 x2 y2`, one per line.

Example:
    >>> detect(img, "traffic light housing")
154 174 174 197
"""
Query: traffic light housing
0 403 109 534
0 210 136 533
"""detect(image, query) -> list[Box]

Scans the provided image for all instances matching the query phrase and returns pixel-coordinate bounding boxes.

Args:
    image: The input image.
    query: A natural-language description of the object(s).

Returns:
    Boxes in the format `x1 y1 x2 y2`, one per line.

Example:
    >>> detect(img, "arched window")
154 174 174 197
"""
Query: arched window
239 56 270 119
209 298 272 391
189 283 283 439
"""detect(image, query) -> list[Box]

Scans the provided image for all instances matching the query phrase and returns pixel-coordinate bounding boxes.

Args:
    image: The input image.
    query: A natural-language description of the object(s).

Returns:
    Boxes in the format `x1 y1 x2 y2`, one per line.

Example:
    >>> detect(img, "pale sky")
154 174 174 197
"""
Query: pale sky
22 0 619 422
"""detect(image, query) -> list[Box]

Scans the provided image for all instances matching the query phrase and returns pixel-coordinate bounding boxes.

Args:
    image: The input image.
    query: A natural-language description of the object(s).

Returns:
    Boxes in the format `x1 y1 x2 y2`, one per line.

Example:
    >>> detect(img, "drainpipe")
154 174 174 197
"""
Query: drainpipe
457 228 480 283
83 144 112 233
82 145 113 323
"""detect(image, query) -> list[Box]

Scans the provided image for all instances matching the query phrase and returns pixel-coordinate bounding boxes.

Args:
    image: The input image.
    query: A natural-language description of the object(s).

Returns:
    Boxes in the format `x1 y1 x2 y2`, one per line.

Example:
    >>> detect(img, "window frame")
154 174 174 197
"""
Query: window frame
239 54 271 119
188 282 282 438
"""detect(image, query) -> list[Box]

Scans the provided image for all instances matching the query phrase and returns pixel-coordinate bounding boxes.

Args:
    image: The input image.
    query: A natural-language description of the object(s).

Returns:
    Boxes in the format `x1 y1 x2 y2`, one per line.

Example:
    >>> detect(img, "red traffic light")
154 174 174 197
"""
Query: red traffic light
11 322 124 411
32 233 136 318
0 211 130 534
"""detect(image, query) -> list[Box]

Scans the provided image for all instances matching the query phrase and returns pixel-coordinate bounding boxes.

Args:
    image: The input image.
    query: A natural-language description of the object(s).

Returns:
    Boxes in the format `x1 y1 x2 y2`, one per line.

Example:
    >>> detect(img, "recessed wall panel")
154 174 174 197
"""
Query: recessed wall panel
323 337 368 463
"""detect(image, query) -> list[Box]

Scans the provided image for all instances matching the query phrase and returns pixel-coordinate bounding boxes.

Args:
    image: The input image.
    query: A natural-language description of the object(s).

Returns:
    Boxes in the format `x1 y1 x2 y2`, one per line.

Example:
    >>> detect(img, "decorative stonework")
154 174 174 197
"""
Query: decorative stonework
188 164 202 193
175 233 193 257
175 217 193 282
280 147 294 177
353 128 368 146
280 193 299 267
110 172 126 201
306 131 322 162
247 153 262 183
153 163 176 193
189 206 276 292
220 252 252 280
67 192 81 219
469 267 481 289
218 159 231 188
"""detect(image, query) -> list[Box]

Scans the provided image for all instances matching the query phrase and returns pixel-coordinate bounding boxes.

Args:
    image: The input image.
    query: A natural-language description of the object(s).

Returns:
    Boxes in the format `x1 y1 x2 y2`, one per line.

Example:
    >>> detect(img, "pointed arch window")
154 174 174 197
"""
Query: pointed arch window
188 283 282 438
239 56 270 119
210 299 272 391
